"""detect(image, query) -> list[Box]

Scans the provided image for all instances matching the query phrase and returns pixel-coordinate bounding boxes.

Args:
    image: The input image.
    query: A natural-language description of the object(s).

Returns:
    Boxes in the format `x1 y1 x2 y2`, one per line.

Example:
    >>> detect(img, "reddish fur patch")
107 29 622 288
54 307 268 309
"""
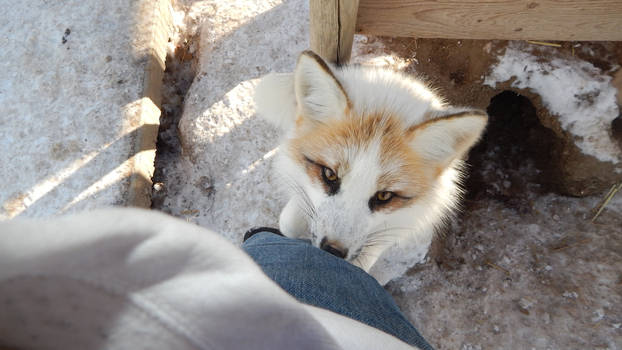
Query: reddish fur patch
289 112 438 212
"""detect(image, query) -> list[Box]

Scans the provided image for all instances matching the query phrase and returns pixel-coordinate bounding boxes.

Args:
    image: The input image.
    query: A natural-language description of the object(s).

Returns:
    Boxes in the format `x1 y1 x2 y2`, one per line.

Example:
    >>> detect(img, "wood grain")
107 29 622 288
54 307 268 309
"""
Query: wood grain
356 0 622 41
338 0 359 63
310 0 359 64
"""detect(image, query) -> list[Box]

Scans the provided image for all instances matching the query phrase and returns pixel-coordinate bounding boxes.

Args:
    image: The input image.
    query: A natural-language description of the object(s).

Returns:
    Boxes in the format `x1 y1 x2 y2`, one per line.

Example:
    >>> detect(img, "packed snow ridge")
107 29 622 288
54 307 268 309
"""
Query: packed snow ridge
485 42 621 166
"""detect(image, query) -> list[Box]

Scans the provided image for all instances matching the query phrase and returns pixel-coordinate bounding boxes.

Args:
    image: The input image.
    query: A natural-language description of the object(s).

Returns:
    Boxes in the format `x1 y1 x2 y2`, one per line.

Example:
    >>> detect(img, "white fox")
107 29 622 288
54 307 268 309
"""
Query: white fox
254 51 487 284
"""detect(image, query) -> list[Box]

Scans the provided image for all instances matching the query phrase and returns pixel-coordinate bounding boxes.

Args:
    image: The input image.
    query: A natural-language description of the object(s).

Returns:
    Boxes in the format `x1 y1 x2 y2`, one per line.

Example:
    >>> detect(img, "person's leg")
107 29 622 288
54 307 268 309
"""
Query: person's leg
242 230 434 350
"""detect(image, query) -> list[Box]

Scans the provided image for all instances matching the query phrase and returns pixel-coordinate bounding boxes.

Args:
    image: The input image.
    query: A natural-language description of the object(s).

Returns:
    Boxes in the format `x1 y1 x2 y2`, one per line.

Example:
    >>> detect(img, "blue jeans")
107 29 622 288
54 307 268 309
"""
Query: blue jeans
242 231 433 350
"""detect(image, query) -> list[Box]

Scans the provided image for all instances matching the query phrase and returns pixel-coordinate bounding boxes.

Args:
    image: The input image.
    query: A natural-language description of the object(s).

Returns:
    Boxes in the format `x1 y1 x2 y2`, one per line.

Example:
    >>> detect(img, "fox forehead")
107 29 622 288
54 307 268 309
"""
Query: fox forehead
289 113 433 197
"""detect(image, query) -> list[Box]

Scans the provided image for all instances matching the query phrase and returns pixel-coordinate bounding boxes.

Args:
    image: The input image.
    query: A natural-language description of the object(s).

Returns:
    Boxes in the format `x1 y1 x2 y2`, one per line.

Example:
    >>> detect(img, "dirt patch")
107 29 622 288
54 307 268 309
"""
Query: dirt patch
151 34 200 211
380 38 500 108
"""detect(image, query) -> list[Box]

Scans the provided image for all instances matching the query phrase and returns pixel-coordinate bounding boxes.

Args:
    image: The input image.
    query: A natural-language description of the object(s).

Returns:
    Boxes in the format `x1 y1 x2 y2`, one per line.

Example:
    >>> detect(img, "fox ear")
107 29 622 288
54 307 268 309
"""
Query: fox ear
409 110 488 169
294 50 349 122
254 73 297 131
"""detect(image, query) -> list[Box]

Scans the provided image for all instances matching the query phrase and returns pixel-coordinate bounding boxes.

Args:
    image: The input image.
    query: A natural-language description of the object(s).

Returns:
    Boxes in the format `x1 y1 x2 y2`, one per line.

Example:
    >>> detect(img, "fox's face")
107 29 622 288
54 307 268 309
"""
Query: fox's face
255 51 487 271
288 112 437 261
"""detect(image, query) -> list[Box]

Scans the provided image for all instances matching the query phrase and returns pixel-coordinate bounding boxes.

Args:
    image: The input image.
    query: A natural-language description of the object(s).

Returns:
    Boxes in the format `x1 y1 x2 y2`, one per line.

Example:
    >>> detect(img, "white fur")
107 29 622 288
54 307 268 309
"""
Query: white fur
255 51 487 284
294 54 349 121
253 73 297 131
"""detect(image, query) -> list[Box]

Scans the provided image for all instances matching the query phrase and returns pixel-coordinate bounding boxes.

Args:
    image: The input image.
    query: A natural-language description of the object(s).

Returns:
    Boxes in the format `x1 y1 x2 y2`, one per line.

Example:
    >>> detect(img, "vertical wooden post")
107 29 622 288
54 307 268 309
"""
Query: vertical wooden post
310 0 359 65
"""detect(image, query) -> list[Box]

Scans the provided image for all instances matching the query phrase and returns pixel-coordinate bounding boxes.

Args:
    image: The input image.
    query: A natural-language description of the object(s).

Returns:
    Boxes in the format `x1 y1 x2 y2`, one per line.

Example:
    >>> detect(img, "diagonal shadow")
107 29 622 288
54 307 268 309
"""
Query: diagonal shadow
7 123 159 218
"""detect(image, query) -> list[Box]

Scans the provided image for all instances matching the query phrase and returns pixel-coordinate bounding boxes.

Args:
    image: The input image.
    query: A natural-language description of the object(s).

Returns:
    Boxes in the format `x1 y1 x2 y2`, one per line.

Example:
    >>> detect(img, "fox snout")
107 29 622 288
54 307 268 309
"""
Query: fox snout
310 198 371 261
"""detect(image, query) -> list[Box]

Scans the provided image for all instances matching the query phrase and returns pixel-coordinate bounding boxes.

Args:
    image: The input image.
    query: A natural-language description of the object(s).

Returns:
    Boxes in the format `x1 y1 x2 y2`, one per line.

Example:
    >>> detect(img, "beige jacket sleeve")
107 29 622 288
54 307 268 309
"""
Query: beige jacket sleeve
0 208 418 350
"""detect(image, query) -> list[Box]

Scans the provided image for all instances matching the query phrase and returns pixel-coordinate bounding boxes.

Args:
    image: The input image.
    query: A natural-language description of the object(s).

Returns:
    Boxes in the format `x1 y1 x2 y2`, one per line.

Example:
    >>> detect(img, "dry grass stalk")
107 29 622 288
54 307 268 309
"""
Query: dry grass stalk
486 260 510 275
526 40 562 47
591 182 621 223
180 209 199 215
551 237 591 251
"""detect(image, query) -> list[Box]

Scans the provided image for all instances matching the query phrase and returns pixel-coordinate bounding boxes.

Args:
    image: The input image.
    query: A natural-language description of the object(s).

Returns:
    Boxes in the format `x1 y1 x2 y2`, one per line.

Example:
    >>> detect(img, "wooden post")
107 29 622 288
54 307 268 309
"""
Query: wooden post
310 0 359 65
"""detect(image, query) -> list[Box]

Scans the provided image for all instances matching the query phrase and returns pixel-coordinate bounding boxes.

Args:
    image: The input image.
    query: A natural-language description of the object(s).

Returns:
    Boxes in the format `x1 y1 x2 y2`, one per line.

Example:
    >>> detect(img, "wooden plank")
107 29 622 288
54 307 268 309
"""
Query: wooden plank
310 0 359 64
310 0 339 63
356 0 622 41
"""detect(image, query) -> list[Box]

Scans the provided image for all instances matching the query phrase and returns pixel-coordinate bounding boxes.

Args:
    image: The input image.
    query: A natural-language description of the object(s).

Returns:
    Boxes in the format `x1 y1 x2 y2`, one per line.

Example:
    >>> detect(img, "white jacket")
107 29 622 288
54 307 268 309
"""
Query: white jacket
0 208 418 349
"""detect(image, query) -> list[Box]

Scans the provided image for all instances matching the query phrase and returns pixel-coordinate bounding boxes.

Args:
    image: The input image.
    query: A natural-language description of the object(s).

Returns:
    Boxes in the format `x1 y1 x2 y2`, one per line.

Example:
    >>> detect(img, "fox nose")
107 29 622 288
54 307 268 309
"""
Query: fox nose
320 237 348 259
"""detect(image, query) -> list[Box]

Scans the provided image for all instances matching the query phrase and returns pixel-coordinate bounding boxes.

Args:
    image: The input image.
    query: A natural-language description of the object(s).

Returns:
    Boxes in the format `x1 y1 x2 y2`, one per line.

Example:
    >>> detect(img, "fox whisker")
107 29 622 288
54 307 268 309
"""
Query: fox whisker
279 173 317 222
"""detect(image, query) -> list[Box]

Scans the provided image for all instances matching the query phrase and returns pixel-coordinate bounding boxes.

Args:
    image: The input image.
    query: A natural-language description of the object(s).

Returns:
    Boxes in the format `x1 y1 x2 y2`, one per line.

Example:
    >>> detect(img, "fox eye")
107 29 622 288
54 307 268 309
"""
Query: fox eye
322 166 338 182
303 156 340 195
368 191 396 211
320 166 340 195
376 191 394 202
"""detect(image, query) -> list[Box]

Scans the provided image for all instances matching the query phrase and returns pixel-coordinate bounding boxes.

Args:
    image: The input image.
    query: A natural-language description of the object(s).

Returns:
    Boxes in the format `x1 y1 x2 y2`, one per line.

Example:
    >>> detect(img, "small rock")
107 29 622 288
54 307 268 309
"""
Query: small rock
519 297 535 310
153 182 164 192
562 291 578 299
61 28 71 44
527 224 540 234
592 309 605 323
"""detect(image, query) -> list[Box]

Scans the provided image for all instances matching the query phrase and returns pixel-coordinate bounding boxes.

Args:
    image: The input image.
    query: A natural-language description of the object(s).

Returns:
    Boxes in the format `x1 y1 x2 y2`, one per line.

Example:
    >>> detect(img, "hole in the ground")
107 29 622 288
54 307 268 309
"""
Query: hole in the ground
430 90 560 269
151 36 199 210
464 90 557 212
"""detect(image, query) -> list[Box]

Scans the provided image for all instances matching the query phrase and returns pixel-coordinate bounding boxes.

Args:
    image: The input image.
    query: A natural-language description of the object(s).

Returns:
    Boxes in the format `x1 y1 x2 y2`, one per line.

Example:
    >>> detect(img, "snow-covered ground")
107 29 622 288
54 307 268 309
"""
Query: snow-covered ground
390 193 622 350
153 1 622 348
0 0 171 219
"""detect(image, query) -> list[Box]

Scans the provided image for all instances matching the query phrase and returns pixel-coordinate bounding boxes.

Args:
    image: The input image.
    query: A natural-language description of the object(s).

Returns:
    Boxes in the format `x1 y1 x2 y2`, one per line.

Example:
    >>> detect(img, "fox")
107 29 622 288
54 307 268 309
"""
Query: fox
254 50 487 284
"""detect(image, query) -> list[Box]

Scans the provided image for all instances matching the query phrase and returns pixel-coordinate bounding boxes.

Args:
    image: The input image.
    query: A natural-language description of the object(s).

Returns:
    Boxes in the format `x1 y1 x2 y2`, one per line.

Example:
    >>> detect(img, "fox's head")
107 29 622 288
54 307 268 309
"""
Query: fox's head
255 51 487 270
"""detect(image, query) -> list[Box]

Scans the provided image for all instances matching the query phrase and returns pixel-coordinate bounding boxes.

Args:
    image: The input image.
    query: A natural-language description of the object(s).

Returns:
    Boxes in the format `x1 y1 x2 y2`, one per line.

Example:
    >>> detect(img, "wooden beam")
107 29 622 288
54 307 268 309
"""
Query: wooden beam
310 0 359 64
356 0 622 41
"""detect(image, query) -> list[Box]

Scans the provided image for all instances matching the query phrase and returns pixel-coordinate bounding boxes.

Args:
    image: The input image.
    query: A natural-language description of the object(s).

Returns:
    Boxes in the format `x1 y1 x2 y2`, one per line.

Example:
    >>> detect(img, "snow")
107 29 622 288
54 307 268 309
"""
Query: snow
0 0 170 219
484 42 621 166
